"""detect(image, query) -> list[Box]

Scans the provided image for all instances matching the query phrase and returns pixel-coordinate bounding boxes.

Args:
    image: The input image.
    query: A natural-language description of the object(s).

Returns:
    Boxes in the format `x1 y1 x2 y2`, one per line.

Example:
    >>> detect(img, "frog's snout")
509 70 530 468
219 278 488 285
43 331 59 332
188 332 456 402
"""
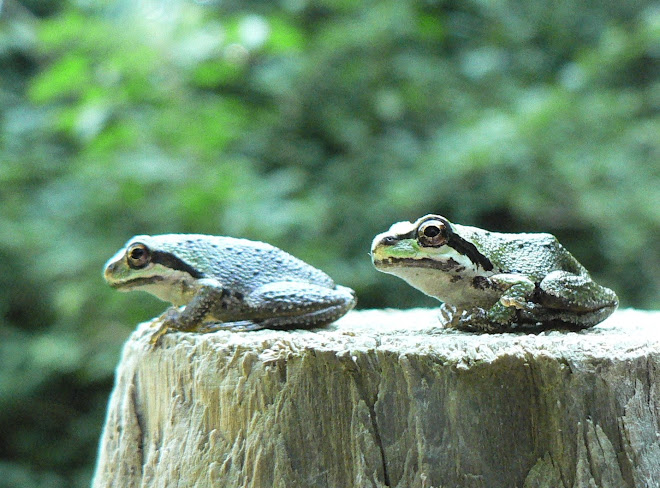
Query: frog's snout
103 257 123 283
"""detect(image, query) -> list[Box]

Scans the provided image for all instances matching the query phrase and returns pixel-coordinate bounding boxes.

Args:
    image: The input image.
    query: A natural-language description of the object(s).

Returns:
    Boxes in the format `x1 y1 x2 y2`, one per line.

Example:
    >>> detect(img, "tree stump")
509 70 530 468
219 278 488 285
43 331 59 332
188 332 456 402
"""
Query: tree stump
92 309 660 488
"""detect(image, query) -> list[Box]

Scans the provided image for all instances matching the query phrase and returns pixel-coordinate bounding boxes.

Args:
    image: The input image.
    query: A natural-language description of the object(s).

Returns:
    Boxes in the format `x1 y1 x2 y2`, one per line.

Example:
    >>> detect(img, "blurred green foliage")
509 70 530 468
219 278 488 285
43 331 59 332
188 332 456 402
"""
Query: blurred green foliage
0 0 658 485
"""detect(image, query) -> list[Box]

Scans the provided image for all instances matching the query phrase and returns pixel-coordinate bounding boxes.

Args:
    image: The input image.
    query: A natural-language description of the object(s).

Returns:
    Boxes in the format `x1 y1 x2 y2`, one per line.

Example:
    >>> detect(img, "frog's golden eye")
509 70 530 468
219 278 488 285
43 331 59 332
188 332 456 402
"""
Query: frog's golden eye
417 220 448 247
126 243 151 269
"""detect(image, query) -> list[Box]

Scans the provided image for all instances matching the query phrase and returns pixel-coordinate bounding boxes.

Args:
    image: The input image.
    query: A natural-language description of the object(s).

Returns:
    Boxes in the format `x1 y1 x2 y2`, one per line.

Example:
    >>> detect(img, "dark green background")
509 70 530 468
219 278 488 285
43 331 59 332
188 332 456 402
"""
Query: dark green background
1 0 658 485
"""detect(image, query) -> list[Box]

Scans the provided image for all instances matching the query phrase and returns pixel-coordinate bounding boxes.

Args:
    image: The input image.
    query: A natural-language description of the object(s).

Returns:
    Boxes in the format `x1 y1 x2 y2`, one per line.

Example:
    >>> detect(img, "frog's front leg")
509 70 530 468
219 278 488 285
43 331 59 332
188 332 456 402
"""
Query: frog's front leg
150 278 231 345
204 282 357 332
452 273 537 332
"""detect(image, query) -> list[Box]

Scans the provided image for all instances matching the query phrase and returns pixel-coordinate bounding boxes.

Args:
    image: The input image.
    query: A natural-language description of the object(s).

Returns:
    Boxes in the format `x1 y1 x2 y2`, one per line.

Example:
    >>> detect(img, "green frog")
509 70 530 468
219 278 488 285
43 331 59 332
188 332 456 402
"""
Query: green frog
105 234 356 344
371 214 618 332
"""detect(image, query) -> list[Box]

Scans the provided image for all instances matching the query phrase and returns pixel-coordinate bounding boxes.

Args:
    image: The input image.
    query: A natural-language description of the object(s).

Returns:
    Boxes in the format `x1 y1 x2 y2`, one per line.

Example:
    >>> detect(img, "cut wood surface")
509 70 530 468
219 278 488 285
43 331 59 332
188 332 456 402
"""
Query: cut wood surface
92 309 660 488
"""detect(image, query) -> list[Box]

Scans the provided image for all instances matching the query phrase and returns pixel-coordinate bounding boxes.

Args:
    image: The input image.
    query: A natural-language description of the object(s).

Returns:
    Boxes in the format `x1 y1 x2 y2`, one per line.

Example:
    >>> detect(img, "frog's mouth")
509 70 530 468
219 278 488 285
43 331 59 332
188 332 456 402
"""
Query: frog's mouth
109 276 166 289
374 256 467 273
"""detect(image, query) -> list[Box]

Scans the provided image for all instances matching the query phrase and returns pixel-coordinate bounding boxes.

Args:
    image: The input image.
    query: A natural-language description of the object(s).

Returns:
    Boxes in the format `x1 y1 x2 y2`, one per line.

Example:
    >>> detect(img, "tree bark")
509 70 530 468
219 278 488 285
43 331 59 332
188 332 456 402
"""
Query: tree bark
92 309 660 488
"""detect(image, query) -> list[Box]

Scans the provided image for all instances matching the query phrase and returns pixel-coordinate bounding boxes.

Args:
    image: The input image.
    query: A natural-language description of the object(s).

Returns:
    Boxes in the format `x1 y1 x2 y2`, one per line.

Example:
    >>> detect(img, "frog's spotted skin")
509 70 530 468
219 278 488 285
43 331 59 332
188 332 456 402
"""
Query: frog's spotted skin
104 234 356 344
371 215 618 332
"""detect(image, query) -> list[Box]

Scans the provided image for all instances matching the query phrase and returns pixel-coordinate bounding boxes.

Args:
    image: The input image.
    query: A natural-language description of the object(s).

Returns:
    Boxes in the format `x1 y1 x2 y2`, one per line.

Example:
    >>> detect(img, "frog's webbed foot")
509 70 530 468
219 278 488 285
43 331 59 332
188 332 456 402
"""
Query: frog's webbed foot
150 305 208 346
149 279 233 345
438 303 457 326
438 304 499 332
500 296 530 310
150 318 265 346
146 307 180 345
456 307 506 333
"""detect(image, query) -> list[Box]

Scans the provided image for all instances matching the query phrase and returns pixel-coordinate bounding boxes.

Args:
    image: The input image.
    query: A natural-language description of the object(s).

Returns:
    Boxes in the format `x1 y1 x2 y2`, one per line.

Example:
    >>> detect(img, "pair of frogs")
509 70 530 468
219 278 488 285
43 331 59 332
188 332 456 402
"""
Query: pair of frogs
104 215 618 344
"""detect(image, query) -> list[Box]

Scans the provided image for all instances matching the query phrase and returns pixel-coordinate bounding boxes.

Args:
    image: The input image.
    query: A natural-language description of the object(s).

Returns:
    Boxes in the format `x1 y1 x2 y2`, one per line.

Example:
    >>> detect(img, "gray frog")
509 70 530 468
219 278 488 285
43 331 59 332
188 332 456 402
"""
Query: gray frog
104 234 356 344
371 214 618 332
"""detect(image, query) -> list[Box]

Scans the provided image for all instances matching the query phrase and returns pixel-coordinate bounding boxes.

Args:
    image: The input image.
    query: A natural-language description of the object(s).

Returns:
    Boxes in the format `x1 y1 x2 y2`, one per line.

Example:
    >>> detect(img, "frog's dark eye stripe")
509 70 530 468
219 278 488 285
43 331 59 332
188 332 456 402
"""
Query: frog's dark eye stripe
391 230 417 241
446 233 494 271
416 216 494 271
150 250 205 278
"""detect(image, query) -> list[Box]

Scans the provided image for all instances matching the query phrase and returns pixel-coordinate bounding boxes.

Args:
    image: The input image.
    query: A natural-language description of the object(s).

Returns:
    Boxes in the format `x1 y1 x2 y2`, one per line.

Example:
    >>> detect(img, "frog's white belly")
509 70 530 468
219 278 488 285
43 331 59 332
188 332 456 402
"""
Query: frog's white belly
140 274 200 307
384 266 501 309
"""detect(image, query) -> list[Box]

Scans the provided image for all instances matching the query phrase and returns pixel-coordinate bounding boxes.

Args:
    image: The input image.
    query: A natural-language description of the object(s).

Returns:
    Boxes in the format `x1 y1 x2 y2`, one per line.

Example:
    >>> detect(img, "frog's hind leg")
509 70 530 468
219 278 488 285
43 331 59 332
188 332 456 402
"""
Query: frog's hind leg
256 307 348 330
529 271 618 328
240 282 357 330
199 309 339 333
181 283 357 334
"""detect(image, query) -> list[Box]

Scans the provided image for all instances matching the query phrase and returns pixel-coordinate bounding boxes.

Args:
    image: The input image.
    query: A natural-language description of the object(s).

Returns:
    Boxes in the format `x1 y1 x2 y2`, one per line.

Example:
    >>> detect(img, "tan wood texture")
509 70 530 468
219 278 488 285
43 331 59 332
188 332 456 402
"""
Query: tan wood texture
93 309 660 488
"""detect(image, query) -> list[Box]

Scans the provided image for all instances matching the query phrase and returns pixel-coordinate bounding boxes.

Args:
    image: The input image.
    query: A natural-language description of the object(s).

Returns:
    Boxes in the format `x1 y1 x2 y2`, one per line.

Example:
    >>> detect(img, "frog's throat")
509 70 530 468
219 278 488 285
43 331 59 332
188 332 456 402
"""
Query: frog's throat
374 256 470 273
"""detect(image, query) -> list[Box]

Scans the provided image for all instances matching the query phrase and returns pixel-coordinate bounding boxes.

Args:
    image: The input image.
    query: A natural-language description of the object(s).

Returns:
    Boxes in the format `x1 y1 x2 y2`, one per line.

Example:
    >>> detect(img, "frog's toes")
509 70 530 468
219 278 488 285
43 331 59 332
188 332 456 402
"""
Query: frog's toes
438 303 458 326
229 321 266 332
149 321 172 346
500 297 529 310
456 308 501 332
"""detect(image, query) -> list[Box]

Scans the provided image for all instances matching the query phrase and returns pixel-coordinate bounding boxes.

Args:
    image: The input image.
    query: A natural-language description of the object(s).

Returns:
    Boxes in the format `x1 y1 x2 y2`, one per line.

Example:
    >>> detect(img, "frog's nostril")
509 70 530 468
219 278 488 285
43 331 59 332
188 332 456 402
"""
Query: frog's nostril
104 261 117 278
